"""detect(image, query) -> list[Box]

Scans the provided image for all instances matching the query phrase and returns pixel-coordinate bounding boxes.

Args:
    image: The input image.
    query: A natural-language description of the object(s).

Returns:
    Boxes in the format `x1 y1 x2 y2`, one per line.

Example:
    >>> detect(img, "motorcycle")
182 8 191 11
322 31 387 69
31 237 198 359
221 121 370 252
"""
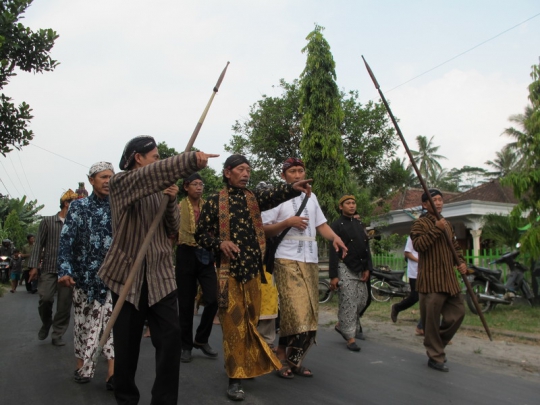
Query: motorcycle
466 244 535 314
0 255 11 284
370 265 410 302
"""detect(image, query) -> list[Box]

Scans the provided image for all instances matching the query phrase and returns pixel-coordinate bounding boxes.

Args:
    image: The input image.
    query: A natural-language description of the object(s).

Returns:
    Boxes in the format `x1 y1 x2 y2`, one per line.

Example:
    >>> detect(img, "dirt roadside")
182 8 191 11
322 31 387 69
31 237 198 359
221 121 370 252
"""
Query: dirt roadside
318 306 540 383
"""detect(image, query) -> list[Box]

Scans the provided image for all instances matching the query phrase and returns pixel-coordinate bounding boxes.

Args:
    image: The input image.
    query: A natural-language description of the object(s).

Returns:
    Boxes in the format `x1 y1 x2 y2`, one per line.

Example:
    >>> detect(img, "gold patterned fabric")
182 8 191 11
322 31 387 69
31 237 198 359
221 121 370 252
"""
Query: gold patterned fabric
260 267 278 319
274 258 319 336
219 275 282 378
178 198 203 246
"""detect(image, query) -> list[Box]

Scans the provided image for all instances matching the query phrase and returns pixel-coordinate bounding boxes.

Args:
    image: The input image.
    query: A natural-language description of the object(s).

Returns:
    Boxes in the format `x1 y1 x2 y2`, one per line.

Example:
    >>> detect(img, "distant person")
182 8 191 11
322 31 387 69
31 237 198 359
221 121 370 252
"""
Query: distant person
411 189 467 372
391 235 424 335
28 189 79 346
21 234 37 293
329 195 373 352
57 162 115 389
9 249 22 293
97 135 217 405
176 173 218 364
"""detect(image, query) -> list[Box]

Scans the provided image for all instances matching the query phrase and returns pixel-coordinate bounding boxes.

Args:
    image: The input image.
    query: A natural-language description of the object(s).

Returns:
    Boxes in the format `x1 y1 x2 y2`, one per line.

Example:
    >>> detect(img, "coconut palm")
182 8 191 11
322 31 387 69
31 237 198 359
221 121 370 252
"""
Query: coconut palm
485 144 520 179
409 135 447 183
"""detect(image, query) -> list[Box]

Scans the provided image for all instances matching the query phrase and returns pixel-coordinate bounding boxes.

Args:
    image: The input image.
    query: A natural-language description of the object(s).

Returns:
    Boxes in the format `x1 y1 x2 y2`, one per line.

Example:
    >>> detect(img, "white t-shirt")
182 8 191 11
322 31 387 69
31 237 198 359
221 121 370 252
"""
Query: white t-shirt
404 236 419 279
261 193 327 264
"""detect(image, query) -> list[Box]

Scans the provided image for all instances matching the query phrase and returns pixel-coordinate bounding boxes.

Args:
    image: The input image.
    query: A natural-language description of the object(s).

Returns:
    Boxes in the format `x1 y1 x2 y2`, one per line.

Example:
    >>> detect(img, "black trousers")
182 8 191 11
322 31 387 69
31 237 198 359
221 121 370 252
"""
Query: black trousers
176 245 218 350
22 269 37 292
111 279 181 405
394 277 419 312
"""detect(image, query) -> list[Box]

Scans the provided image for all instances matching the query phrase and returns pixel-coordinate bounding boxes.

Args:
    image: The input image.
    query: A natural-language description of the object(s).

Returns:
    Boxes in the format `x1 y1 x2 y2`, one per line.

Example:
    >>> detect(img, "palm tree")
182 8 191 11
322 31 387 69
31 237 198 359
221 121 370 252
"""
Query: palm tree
410 135 447 184
485 144 520 179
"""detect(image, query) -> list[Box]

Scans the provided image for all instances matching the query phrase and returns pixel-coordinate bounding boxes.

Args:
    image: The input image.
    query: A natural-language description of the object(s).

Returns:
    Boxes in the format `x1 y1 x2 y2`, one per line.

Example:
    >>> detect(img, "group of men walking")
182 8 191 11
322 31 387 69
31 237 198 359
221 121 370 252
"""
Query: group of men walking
24 132 468 404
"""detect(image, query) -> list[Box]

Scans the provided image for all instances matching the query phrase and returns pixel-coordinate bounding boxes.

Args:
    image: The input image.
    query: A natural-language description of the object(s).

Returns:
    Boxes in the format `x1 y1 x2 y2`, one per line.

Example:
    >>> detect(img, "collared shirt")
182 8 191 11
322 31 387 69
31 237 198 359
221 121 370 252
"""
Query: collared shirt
57 193 112 304
411 212 464 295
21 243 35 270
98 152 198 308
261 193 326 264
196 183 300 282
329 214 373 279
28 213 65 274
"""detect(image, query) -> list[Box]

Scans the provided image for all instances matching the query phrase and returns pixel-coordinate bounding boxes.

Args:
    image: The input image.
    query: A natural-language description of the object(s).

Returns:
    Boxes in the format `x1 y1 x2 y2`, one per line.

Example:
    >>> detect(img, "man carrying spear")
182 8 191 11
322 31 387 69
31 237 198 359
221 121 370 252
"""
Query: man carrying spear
97 135 218 405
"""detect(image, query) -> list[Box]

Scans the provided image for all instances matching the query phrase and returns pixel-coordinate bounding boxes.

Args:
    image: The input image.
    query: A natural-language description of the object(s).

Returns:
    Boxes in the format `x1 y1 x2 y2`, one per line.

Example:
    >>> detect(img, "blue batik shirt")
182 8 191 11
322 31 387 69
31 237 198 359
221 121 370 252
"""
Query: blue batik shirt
57 192 113 304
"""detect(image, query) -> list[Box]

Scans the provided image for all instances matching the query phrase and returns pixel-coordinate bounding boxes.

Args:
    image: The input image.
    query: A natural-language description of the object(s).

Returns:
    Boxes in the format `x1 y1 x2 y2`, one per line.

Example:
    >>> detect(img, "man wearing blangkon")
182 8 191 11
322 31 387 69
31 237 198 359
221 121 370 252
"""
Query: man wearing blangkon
98 135 217 405
411 188 467 372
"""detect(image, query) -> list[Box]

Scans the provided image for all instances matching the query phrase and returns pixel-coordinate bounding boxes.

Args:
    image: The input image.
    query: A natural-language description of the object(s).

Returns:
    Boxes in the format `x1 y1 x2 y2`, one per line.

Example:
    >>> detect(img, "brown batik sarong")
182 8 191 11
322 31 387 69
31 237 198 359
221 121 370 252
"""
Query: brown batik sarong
274 258 318 367
218 275 282 378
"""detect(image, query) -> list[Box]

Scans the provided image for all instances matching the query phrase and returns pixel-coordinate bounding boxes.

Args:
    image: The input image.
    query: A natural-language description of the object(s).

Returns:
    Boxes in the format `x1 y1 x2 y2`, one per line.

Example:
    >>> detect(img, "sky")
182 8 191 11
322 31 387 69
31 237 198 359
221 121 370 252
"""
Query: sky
2 0 539 215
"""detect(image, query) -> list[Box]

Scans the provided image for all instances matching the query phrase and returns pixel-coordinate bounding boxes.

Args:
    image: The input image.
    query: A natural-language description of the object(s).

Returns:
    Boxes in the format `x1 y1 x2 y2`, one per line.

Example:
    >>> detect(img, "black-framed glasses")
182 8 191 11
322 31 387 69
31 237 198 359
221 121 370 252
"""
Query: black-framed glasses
190 182 205 188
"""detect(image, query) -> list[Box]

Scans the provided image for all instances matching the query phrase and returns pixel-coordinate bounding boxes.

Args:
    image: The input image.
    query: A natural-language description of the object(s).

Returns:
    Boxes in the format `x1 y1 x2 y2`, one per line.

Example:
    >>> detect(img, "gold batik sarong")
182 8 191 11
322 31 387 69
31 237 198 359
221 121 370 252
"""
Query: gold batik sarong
274 258 319 336
260 268 278 319
219 274 282 378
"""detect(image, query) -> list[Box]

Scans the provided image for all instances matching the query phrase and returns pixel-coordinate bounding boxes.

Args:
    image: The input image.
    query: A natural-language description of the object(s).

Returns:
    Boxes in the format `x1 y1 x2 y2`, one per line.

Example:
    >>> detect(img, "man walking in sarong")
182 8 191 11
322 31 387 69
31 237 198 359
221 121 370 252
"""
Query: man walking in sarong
329 195 373 352
195 154 313 401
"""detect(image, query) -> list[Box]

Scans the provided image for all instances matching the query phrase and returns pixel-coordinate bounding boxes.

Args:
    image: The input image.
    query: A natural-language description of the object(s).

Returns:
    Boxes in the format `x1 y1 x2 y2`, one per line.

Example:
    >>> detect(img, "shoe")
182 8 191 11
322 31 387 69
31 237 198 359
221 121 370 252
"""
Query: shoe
193 342 218 357
38 324 51 340
355 324 365 340
226 382 245 401
9 290 14 293
390 304 398 323
334 325 347 341
73 370 91 384
106 375 115 391
52 338 66 346
180 349 192 363
32 289 38 294
428 359 449 372
346 342 361 352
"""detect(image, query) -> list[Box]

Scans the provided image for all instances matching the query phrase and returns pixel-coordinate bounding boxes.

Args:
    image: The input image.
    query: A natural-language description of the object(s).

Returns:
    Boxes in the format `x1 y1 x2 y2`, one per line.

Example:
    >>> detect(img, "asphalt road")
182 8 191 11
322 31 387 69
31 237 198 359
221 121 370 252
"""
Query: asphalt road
1 286 538 405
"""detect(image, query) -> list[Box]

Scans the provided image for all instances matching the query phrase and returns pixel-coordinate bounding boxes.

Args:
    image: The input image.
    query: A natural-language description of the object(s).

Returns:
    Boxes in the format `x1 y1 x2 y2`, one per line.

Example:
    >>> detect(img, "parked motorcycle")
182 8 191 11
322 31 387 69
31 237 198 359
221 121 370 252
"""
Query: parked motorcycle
466 245 535 314
370 265 410 302
0 255 11 284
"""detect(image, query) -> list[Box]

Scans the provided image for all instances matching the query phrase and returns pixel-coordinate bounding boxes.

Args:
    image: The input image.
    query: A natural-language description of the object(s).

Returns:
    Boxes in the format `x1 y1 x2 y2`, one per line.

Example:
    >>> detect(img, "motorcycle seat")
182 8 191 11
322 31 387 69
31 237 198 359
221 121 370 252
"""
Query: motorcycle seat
470 265 502 277
373 269 405 282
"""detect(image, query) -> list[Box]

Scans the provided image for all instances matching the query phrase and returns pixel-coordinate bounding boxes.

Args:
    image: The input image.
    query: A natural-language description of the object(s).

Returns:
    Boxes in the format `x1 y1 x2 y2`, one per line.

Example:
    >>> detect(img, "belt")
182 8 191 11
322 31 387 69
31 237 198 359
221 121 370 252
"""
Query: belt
283 235 316 241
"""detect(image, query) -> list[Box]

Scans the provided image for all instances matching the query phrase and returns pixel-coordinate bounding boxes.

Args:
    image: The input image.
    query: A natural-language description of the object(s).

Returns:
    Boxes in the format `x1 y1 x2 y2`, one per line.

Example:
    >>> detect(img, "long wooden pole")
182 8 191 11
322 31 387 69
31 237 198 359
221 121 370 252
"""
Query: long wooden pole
94 62 230 361
361 56 492 341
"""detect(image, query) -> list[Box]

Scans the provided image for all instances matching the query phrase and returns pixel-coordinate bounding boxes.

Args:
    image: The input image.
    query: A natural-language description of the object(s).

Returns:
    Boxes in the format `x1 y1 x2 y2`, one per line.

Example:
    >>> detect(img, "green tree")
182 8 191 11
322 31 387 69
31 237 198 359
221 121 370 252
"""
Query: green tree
299 25 351 221
485 144 520 179
0 0 59 156
4 209 24 248
156 141 222 198
503 61 540 257
481 213 525 251
410 135 446 185
0 194 42 231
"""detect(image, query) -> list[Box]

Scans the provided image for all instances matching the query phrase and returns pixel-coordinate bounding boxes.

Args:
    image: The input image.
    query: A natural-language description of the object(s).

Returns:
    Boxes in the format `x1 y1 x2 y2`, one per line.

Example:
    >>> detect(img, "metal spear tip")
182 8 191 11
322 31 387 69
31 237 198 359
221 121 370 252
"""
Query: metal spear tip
361 55 381 90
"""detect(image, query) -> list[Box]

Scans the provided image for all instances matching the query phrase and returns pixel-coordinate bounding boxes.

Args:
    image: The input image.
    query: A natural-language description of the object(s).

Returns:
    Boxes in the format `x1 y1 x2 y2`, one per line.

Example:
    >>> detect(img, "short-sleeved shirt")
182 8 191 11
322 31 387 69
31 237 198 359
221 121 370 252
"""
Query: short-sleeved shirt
404 236 419 279
261 193 326 264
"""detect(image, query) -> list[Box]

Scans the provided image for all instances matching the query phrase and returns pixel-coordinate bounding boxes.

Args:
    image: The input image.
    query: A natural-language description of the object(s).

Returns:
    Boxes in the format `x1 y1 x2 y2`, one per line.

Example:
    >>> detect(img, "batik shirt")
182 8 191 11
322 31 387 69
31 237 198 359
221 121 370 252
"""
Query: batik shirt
57 193 113 304
195 183 300 283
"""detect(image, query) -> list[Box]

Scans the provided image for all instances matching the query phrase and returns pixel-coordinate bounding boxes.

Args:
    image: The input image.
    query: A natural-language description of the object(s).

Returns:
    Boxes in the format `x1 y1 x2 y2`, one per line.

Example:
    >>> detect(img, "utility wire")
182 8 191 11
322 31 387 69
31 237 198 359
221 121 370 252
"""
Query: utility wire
29 142 89 169
386 12 540 92
0 177 11 197
0 160 21 196
15 150 36 200
8 154 28 196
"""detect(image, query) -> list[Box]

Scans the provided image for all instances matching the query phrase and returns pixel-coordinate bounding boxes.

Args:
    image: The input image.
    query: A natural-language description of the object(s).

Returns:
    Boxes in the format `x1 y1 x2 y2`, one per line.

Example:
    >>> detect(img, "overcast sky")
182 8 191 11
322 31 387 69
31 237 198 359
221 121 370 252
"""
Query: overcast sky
2 1 539 215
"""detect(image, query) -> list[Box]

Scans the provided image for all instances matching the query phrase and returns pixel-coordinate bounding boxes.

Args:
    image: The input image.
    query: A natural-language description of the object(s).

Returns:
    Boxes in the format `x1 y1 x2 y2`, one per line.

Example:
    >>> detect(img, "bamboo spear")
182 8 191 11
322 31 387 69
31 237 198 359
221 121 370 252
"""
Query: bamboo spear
361 56 492 341
93 62 230 361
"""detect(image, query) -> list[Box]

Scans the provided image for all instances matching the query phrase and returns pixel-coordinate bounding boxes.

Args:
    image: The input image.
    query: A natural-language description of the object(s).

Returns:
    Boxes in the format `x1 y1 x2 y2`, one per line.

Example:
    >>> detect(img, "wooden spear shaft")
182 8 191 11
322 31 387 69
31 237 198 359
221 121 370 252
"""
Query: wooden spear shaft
93 62 230 361
361 56 492 341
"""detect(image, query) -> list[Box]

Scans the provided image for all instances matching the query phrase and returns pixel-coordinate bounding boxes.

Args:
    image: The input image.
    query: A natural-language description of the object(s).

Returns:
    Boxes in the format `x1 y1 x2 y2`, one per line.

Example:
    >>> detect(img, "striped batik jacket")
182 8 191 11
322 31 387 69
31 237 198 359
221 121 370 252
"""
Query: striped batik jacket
28 214 65 274
411 212 463 296
97 152 198 307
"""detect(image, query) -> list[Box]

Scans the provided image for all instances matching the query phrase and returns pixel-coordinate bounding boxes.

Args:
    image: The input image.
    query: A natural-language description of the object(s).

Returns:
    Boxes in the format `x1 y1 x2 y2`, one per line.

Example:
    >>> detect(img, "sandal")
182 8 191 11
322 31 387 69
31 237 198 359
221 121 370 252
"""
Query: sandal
291 365 313 377
276 359 294 379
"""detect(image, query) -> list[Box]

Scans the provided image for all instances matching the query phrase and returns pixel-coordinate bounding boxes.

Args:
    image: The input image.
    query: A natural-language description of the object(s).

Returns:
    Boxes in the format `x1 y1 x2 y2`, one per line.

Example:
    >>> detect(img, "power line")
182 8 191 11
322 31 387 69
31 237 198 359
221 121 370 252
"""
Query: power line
29 142 89 169
0 160 21 196
15 150 36 200
8 154 28 196
0 177 11 197
386 12 540 92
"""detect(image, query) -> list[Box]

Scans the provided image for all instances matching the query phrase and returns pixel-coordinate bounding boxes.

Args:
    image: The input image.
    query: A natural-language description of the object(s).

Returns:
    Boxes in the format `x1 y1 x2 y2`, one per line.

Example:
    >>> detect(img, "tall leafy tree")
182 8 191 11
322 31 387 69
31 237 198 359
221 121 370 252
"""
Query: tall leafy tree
0 0 59 156
4 209 24 248
299 25 352 221
485 144 520 179
409 135 446 185
503 61 540 257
